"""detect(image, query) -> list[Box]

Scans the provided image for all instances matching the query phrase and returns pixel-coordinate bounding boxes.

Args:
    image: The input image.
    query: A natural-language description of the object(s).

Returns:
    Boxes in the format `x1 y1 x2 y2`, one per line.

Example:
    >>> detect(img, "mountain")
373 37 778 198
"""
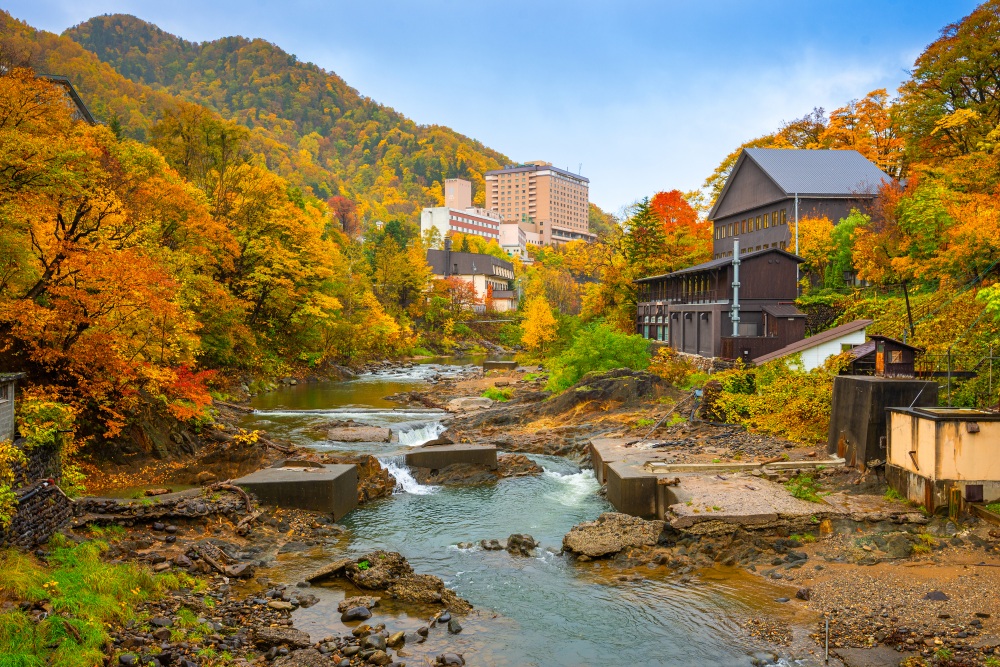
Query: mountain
5 11 510 221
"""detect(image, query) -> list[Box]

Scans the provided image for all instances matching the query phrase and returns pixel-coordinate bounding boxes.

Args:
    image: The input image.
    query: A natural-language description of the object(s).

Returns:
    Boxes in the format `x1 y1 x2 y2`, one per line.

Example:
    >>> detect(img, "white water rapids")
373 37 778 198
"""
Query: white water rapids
380 455 439 495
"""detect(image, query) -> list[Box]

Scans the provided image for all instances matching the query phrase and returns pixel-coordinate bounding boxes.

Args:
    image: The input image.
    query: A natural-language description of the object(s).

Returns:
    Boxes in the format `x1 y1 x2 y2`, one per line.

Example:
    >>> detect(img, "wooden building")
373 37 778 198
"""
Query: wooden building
636 248 804 358
845 335 921 377
709 148 891 260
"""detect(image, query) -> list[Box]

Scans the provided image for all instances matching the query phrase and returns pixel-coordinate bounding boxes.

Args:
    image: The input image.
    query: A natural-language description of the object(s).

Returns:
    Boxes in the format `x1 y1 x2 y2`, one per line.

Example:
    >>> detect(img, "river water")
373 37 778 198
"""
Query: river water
245 361 798 666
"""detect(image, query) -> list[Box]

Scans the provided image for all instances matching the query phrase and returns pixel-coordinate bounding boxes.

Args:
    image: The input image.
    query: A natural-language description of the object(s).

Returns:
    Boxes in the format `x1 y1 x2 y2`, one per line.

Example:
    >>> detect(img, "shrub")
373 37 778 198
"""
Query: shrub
648 347 695 386
481 387 513 402
544 323 651 393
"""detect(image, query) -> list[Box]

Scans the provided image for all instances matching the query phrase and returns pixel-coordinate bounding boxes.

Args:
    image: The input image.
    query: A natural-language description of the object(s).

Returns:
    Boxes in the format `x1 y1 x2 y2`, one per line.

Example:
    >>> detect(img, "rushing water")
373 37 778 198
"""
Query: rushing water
244 361 801 666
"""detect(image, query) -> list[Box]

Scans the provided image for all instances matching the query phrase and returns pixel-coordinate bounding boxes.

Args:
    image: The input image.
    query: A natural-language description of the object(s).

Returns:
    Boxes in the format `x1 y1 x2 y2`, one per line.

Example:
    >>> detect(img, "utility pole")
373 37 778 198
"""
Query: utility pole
794 194 800 291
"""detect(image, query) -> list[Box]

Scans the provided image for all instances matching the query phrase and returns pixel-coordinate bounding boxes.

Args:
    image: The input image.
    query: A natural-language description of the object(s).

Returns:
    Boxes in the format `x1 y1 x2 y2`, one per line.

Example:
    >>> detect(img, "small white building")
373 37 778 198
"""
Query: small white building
753 319 872 371
421 206 503 242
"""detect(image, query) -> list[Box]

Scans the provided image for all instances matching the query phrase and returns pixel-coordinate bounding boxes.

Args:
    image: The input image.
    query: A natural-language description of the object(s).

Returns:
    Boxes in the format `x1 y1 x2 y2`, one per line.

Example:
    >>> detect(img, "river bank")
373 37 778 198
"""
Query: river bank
40 360 1000 666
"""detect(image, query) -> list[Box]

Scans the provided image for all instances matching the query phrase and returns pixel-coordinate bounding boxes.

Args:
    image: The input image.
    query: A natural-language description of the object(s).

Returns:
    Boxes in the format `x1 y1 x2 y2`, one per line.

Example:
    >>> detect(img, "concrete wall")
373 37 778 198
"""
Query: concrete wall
0 380 14 442
889 411 1000 482
827 376 938 469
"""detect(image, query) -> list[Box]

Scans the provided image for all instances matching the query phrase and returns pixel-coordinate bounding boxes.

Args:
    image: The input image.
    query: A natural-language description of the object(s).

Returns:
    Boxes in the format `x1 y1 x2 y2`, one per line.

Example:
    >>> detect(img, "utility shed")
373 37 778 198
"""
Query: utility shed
827 376 938 470
886 407 1000 512
846 335 921 377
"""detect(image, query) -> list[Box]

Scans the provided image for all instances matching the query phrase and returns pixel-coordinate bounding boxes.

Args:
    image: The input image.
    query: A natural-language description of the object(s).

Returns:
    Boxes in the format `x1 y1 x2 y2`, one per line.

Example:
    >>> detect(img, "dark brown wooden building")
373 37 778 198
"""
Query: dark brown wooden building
845 335 922 378
709 148 892 260
636 248 804 358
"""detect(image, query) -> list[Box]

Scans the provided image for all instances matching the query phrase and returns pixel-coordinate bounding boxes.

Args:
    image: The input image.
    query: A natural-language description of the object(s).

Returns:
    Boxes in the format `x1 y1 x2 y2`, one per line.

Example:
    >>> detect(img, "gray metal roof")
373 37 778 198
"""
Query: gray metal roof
744 148 891 196
762 304 805 318
427 249 514 278
753 319 873 365
635 248 803 283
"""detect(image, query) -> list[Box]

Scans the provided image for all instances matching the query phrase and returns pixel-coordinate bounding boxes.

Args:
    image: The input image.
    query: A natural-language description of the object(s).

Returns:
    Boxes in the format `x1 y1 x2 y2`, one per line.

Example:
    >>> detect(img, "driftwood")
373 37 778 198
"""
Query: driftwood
214 400 255 413
236 509 263 536
204 481 253 513
194 543 229 574
258 435 294 454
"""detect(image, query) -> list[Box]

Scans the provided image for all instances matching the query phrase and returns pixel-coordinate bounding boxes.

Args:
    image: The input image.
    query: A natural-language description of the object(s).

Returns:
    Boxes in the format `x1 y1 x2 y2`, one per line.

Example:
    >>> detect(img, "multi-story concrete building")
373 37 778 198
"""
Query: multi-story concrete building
427 243 518 312
444 178 472 209
485 161 595 246
421 205 504 242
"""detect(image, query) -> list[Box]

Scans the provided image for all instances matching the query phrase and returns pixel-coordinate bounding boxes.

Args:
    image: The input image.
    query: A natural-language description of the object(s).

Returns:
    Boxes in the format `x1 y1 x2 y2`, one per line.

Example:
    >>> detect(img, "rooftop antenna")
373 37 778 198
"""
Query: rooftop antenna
578 163 583 174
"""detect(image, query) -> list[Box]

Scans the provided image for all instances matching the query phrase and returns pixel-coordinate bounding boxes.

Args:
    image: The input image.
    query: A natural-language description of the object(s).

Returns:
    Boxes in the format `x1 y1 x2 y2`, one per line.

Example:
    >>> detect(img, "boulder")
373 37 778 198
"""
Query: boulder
340 606 372 622
337 595 380 612
253 627 312 649
304 558 354 582
446 397 494 412
562 512 666 558
272 648 329 667
506 534 538 557
343 551 472 613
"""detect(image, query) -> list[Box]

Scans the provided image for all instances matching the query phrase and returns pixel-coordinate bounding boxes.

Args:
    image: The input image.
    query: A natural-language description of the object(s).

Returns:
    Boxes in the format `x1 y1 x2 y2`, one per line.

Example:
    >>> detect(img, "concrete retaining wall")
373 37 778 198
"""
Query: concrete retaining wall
405 444 497 470
0 442 70 547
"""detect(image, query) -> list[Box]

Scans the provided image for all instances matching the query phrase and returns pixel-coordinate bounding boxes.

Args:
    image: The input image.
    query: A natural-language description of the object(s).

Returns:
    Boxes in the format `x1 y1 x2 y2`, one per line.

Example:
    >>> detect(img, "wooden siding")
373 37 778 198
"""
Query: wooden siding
721 336 787 363
713 158 785 219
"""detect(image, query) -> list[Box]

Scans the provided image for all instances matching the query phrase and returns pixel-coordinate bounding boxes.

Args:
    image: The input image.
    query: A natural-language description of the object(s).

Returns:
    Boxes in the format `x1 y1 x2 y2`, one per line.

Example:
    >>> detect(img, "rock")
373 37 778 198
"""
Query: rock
224 562 255 579
884 535 914 559
775 597 790 603
447 618 463 634
305 558 354 583
562 512 666 558
327 426 392 443
387 631 405 648
506 534 538 557
153 562 171 573
795 587 812 601
361 634 387 651
272 648 330 667
341 606 372 622
119 655 137 666
254 627 312 649
173 555 192 568
497 454 543 479
196 471 217 484
150 617 173 628
480 539 503 551
152 628 172 641
417 626 429 637
337 596 381 612
446 397 494 412
268 600 295 611
437 611 452 624
924 591 949 601
366 651 392 666
435 654 466 666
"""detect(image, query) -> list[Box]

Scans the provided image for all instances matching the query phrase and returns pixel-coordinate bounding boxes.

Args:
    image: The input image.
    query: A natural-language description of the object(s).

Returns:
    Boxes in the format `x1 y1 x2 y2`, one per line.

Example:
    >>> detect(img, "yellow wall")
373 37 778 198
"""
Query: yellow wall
889 412 1000 481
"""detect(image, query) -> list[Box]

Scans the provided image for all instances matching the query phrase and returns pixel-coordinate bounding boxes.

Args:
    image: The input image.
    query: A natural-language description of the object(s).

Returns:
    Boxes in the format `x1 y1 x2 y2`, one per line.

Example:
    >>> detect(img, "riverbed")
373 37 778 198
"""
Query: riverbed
244 361 799 666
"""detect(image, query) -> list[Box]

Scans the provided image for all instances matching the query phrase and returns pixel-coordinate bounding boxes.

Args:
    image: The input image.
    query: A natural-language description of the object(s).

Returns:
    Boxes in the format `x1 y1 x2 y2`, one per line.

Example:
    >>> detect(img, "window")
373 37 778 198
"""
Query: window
841 343 854 352
890 350 903 364
0 383 8 403
755 216 761 230
780 209 787 225
764 213 770 228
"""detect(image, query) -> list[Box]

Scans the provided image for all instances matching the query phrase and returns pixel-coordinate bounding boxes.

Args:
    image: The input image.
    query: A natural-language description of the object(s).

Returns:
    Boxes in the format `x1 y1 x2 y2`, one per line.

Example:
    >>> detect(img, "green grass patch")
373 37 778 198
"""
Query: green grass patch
635 418 655 428
884 488 904 502
481 386 514 402
0 538 197 667
986 502 1000 514
785 474 825 503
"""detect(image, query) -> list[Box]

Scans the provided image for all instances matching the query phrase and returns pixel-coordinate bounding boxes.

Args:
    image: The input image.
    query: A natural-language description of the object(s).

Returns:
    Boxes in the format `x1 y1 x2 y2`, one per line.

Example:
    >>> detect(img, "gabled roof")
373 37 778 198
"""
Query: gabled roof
708 148 892 219
38 75 97 125
635 247 803 283
753 319 873 365
427 249 513 277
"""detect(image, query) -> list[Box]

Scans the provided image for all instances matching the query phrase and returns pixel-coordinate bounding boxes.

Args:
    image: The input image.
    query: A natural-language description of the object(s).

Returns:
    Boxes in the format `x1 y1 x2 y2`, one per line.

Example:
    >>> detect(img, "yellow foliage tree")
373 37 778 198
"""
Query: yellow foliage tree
521 296 558 353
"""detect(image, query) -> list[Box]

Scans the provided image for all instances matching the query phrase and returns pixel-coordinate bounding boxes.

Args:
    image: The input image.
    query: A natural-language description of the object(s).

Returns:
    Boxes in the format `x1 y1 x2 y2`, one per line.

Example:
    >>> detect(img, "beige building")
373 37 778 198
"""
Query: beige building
444 178 472 209
485 161 595 246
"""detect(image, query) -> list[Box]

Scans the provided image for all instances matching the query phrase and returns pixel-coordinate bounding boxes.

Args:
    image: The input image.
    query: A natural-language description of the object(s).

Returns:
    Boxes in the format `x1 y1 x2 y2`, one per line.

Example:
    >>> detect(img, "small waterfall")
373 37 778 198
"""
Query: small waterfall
396 421 446 447
543 467 599 507
380 456 438 495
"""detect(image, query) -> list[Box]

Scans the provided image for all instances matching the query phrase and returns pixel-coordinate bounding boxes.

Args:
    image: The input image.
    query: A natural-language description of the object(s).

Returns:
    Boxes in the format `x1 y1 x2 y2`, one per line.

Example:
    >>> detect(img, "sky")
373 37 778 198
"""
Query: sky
3 0 982 213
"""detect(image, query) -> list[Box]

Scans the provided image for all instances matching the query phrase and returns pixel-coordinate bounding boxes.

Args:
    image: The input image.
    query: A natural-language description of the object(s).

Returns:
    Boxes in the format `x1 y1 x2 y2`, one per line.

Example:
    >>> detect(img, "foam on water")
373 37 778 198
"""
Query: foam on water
542 467 600 507
396 421 447 447
380 456 439 495
357 363 478 383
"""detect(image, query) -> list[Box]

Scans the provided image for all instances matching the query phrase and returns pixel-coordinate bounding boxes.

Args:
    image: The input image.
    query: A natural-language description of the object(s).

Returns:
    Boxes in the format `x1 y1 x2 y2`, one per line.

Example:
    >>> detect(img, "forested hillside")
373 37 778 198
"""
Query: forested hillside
2 11 509 223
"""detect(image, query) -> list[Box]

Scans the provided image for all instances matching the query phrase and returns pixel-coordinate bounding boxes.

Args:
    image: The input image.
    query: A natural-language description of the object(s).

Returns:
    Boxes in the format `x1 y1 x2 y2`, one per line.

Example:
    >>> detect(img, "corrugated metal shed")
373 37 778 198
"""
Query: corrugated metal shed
744 148 891 197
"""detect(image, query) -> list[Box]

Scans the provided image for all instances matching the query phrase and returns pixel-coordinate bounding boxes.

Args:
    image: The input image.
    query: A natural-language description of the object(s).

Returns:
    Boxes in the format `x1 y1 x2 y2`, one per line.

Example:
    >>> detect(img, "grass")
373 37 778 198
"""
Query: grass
986 502 1000 514
933 647 953 661
785 474 825 503
790 533 817 544
884 488 905 502
0 538 198 667
481 386 514 402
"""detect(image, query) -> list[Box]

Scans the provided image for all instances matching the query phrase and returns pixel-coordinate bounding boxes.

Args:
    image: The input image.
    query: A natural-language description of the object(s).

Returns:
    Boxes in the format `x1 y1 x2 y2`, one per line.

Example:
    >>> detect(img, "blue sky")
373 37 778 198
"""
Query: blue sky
4 0 981 212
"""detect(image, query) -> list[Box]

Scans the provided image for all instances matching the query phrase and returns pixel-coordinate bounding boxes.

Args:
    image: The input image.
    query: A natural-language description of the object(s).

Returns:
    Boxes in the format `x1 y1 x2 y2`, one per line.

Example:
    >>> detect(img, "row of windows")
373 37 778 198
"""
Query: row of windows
452 215 500 230
713 241 787 259
449 224 498 239
715 209 787 240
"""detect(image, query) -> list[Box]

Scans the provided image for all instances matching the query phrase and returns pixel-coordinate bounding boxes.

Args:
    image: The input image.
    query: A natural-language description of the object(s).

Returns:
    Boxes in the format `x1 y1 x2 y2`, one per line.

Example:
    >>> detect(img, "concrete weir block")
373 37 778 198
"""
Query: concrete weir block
235 461 358 519
405 444 497 470
606 461 661 519
483 360 517 371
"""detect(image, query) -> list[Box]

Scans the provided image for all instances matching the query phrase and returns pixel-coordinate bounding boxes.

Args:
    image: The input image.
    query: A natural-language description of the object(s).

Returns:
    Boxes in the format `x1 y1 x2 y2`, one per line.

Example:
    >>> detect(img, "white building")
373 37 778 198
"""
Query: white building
753 319 873 371
426 245 518 312
421 206 503 242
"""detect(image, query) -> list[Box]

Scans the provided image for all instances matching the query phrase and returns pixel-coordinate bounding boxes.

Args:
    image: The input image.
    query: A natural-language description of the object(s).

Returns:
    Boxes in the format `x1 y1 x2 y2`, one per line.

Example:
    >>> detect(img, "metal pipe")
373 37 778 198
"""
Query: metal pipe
731 238 741 337
825 616 830 663
794 195 800 292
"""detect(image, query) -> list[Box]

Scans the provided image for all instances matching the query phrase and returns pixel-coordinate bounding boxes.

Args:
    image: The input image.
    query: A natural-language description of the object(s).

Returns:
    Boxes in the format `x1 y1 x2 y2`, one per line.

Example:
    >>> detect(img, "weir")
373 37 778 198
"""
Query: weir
235 459 359 519
405 443 498 470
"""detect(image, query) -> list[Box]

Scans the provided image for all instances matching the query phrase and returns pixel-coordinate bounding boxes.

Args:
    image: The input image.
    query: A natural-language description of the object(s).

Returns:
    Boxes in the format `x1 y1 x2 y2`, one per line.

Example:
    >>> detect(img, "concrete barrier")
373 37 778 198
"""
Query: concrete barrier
405 444 498 470
606 461 662 519
236 463 358 519
483 360 517 371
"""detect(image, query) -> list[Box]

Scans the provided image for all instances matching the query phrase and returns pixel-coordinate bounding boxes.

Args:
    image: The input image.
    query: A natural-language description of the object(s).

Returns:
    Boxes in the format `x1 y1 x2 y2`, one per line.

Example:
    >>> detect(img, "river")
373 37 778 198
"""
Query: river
244 361 797 666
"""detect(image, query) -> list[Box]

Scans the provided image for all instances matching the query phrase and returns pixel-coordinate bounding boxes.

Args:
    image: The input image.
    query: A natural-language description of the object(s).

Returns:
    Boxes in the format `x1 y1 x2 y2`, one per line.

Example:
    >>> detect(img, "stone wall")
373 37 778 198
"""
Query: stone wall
0 441 70 548
674 351 736 373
